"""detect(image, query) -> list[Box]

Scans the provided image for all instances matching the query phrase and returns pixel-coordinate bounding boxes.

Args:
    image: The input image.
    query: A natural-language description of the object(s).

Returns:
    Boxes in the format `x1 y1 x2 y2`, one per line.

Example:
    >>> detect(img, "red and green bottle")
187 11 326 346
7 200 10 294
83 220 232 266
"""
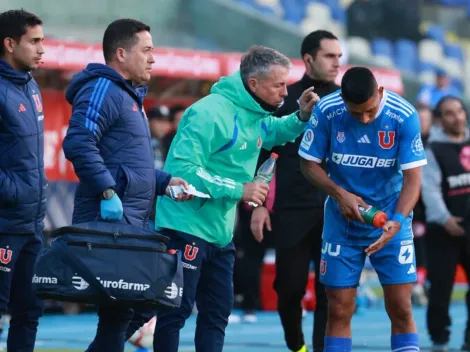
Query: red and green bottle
358 205 387 228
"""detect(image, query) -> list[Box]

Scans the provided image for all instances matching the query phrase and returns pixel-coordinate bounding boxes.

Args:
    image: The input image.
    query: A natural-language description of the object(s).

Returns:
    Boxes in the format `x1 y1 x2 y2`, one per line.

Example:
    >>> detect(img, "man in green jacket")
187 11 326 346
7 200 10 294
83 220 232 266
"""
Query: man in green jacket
153 45 319 352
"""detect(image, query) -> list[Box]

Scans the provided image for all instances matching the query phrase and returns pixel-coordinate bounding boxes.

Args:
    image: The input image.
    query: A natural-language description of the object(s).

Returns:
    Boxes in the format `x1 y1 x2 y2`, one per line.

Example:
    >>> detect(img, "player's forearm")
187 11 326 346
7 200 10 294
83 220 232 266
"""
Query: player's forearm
300 158 344 200
394 167 422 218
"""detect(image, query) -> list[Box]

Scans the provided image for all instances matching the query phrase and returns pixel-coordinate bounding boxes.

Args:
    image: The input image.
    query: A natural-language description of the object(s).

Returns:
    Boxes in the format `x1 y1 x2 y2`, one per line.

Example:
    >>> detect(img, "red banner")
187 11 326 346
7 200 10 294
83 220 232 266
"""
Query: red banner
41 40 223 80
41 39 403 93
42 90 78 182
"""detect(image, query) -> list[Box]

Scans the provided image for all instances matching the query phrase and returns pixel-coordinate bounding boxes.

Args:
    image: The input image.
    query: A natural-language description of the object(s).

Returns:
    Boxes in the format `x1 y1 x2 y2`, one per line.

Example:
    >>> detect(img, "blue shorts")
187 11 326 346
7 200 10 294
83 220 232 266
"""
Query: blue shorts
319 238 417 287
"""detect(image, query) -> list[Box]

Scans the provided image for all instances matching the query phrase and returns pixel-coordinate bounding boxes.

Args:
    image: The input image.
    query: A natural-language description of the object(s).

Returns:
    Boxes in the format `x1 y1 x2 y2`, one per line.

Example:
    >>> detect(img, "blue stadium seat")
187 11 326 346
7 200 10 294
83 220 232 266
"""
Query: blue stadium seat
426 24 446 44
451 77 465 93
394 59 417 75
372 38 393 58
394 39 418 73
280 0 305 24
445 43 465 62
256 5 277 16
294 0 314 6
418 61 437 73
439 0 468 6
330 5 346 23
312 0 345 22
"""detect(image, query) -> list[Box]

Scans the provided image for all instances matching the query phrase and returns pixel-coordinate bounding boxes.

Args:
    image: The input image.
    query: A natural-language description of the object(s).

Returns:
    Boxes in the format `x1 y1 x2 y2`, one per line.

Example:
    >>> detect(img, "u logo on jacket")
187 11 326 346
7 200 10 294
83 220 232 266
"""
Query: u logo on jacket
184 245 199 261
32 94 43 113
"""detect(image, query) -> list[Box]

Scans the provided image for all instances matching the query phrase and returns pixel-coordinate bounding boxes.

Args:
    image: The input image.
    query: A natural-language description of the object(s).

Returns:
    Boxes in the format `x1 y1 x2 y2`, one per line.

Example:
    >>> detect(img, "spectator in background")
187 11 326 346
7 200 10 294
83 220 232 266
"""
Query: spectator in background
411 104 433 307
170 104 185 127
148 105 172 169
162 104 186 155
346 0 383 40
417 104 432 144
417 69 461 109
147 105 186 231
381 0 422 42
421 96 470 352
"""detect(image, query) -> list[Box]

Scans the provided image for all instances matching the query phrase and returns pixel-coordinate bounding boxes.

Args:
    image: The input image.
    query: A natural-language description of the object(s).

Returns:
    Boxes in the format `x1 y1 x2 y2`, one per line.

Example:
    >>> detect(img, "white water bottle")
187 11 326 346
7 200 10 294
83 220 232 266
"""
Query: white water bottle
248 152 278 207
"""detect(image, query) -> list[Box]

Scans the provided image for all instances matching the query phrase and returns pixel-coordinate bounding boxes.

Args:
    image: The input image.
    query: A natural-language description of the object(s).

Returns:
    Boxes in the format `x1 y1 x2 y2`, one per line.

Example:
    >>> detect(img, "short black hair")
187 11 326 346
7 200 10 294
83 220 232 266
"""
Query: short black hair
433 96 465 119
0 9 42 56
341 67 378 104
147 105 169 121
300 30 338 58
103 19 150 63
169 104 186 117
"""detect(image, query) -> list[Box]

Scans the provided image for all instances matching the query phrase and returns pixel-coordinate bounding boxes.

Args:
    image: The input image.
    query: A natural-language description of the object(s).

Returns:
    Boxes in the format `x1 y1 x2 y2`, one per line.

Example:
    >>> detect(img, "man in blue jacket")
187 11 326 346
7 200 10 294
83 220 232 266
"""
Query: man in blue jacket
62 18 190 352
0 9 46 352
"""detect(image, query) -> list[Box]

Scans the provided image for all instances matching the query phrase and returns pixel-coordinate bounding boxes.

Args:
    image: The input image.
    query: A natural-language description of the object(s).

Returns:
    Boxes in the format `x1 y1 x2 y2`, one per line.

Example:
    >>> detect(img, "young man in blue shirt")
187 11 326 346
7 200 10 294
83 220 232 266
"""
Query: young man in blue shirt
299 67 427 352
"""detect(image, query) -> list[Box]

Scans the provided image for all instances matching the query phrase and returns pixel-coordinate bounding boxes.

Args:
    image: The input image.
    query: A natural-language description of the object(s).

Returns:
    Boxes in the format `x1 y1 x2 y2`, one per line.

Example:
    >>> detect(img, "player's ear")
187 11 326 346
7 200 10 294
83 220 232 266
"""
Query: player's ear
378 86 384 99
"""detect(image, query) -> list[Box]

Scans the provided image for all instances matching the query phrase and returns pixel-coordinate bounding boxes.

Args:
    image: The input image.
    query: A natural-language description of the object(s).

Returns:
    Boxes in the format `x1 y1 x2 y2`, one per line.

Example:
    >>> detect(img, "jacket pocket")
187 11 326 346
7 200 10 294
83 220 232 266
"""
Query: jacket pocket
118 165 153 200
13 170 40 205
114 165 131 200
0 170 18 206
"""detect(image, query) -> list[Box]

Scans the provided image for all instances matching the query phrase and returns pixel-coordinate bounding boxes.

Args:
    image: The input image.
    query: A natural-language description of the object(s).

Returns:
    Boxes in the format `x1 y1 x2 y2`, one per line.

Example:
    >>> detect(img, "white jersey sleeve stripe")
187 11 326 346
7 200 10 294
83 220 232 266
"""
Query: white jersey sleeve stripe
385 103 412 118
401 159 427 170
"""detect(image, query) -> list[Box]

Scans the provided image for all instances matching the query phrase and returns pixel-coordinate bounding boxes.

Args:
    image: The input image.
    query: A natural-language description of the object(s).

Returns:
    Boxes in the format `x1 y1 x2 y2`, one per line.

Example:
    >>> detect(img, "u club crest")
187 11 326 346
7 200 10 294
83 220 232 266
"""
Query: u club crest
32 94 43 113
336 131 345 143
378 131 395 149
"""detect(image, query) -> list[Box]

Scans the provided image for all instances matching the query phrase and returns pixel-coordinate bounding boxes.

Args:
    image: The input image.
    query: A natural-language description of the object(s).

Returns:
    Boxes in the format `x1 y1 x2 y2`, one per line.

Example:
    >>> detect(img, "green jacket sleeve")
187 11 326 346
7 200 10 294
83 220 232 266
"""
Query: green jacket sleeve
262 112 308 151
167 106 244 200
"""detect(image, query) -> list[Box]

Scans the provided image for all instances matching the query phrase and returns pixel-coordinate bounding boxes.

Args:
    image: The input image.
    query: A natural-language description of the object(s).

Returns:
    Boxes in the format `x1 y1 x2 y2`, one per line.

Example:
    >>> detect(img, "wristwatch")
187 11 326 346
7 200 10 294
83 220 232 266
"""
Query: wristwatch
101 188 115 200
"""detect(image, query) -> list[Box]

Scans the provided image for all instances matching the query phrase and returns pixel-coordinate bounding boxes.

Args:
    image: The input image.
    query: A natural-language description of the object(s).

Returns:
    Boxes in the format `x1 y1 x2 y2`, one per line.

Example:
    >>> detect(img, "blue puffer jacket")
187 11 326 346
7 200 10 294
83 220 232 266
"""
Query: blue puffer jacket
63 64 171 228
0 60 47 234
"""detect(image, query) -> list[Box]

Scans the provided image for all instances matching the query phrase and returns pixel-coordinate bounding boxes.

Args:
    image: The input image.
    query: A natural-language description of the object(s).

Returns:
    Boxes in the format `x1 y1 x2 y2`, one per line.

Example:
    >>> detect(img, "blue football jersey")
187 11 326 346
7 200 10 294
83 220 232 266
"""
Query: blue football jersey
298 89 427 244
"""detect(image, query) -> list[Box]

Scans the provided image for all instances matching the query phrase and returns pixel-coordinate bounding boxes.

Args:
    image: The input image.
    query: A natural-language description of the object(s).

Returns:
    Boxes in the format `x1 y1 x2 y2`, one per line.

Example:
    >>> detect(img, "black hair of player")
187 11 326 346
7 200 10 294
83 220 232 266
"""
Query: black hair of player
341 67 378 105
0 10 42 57
301 30 338 58
103 19 150 63
433 96 467 119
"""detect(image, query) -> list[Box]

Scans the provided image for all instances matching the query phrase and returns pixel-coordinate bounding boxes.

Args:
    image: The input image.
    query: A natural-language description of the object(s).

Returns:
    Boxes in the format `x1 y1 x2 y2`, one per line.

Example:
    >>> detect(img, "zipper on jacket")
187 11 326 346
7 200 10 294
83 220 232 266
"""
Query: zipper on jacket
24 85 43 232
144 108 156 225
67 240 166 253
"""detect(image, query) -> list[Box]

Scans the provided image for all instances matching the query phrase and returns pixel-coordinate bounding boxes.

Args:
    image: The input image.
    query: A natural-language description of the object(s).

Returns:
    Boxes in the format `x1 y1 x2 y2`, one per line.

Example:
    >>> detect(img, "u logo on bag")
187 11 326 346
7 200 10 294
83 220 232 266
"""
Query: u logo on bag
0 248 12 264
184 245 199 261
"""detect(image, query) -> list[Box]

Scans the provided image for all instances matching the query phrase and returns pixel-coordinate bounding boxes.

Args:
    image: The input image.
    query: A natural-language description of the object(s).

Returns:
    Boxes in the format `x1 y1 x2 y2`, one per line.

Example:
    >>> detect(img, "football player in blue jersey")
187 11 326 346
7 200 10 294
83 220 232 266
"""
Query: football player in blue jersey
298 67 427 352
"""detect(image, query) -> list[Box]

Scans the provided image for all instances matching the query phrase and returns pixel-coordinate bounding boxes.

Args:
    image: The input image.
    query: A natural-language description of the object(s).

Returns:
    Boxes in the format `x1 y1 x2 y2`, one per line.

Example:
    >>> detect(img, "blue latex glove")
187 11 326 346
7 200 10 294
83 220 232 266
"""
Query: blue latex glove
100 194 123 221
